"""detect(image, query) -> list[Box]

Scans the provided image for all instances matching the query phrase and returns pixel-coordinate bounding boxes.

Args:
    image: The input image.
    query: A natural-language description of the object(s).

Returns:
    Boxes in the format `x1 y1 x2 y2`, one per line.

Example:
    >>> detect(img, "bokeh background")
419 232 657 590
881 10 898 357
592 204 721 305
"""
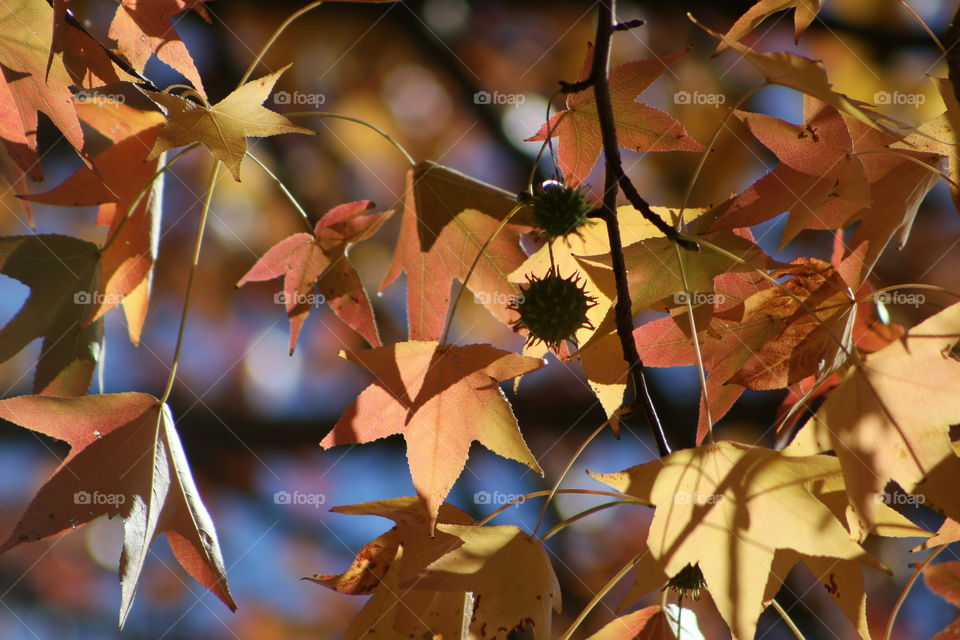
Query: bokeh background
0 0 959 638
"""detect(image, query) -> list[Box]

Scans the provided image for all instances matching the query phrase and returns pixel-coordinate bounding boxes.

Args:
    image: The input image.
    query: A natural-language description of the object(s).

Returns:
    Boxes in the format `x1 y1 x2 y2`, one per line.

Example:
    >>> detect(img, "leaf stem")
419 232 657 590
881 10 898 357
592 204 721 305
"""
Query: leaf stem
159 162 221 405
245 151 313 231
677 83 767 220
898 0 946 54
102 144 199 254
475 488 636 527
540 500 640 541
238 0 326 87
559 551 641 640
533 412 617 536
286 111 416 166
883 545 945 640
439 204 524 345
771 599 807 640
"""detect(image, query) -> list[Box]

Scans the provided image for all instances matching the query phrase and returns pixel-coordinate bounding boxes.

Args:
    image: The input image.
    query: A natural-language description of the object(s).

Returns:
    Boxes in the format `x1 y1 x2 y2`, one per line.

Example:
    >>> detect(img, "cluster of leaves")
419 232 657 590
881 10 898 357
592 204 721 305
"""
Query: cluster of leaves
2 0 960 638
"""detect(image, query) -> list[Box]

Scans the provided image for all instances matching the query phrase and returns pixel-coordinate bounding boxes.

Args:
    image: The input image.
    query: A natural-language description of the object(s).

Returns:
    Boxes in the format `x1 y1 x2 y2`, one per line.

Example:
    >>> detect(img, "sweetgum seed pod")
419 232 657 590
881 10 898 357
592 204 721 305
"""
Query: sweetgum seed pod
531 181 593 239
509 269 596 350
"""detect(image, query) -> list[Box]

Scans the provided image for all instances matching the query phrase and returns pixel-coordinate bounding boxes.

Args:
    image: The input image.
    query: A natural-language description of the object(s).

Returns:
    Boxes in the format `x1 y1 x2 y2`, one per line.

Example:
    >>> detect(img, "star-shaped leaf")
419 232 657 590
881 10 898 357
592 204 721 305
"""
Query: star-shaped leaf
526 45 703 186
144 64 314 180
0 393 235 626
321 341 545 526
591 442 885 640
237 200 392 352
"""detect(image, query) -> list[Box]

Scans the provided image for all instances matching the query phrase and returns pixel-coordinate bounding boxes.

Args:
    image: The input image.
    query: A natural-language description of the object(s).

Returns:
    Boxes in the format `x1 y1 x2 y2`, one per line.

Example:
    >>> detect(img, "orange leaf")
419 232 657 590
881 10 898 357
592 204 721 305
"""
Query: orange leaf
238 200 392 352
380 161 533 341
321 342 544 527
527 45 703 186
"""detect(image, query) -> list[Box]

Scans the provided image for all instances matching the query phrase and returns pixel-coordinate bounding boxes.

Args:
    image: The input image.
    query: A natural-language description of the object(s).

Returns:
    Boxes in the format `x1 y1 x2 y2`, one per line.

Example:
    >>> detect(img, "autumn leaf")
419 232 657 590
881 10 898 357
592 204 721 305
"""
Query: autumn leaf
107 0 210 99
701 98 870 248
591 441 885 640
23 109 166 344
0 393 235 625
320 341 545 526
715 0 825 52
411 523 561 639
144 64 314 180
311 499 561 639
574 226 773 438
307 496 473 595
587 605 704 640
0 235 102 396
0 0 133 167
925 79 960 215
786 301 960 531
526 45 703 186
691 13 880 130
380 161 534 341
237 200 392 352
924 561 960 640
587 606 668 640
309 497 473 639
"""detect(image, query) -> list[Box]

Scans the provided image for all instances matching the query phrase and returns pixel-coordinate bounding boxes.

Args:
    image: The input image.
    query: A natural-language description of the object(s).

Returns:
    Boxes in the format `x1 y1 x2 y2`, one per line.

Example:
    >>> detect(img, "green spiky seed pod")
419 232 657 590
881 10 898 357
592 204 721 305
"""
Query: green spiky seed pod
664 563 706 600
509 268 596 350
530 180 593 239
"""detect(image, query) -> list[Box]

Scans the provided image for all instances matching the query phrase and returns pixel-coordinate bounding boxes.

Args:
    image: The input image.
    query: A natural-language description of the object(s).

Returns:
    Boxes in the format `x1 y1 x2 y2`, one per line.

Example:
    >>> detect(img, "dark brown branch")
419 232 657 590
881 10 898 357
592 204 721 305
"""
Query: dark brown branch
589 1 671 456
613 18 645 31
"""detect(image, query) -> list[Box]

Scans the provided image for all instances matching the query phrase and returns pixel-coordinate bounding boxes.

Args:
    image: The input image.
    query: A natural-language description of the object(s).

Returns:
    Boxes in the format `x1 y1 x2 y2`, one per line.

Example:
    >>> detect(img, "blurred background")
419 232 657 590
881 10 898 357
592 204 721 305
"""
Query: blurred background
0 0 959 637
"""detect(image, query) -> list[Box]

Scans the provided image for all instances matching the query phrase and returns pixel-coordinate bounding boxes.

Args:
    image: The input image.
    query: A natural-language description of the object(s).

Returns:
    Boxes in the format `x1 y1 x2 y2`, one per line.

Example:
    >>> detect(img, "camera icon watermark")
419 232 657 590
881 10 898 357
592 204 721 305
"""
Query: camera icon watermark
874 91 925 106
473 91 526 107
873 291 924 308
475 292 524 306
74 490 126 506
74 92 126 105
74 291 125 305
674 491 723 505
674 90 726 106
874 491 925 506
674 291 724 306
273 490 326 508
274 291 326 307
274 91 326 106
474 491 525 507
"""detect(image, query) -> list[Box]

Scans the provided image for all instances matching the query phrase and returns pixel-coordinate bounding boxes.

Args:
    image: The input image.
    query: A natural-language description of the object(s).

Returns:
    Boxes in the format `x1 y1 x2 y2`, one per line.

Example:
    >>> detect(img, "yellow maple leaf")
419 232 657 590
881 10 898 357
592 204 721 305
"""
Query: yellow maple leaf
145 64 314 180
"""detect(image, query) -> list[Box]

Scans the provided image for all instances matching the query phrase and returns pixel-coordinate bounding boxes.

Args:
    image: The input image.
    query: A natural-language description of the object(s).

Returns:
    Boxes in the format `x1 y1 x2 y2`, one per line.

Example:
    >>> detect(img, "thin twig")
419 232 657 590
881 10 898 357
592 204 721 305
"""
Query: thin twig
587 0 671 456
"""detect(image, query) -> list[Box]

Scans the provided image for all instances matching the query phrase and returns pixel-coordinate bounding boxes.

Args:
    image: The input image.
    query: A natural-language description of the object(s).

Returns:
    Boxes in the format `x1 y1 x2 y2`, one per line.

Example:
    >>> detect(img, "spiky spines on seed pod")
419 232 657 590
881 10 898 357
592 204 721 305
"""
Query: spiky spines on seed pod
664 563 706 600
508 268 596 350
528 180 593 239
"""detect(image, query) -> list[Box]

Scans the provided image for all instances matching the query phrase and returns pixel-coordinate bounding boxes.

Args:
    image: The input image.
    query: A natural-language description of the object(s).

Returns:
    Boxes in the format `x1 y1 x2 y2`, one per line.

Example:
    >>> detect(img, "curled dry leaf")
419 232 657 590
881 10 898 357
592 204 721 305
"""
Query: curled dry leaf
237 200 392 352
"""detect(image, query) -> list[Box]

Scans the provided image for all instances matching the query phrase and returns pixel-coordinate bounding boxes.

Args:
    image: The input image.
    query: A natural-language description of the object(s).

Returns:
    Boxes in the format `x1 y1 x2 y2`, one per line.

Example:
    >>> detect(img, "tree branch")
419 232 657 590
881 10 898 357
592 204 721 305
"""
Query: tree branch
588 1 671 456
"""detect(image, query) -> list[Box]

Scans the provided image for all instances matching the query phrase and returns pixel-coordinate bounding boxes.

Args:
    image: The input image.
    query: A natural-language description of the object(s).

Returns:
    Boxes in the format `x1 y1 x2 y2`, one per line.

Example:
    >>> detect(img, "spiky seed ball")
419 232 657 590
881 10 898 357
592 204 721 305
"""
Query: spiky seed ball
531 180 593 239
509 268 596 350
664 563 706 600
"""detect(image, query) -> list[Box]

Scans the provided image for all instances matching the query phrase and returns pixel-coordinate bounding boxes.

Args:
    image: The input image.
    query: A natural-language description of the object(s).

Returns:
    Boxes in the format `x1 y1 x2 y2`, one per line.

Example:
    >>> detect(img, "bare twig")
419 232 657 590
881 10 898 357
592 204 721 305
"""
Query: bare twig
586 1 671 456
